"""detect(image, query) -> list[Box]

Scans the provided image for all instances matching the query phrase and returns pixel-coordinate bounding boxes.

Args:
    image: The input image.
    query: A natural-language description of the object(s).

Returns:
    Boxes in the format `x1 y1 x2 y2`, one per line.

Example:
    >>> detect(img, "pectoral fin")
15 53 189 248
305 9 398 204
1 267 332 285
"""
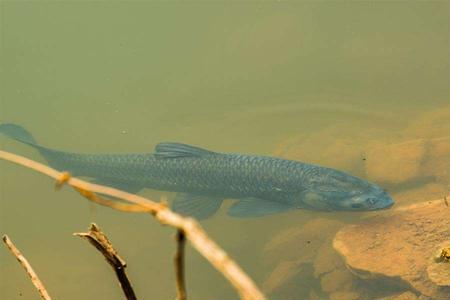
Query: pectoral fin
172 193 224 220
298 191 334 211
228 198 294 218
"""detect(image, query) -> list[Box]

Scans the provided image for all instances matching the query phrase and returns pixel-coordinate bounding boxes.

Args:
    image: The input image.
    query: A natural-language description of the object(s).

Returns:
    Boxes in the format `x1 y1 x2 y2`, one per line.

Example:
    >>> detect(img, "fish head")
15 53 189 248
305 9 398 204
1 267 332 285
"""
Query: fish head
300 169 395 211
339 187 395 211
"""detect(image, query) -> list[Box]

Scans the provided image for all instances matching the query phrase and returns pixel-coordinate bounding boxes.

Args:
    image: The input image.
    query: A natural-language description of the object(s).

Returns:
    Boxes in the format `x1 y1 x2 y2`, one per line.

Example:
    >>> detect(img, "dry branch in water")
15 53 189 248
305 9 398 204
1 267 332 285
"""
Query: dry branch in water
2 235 52 300
0 150 267 300
75 223 137 300
174 230 187 300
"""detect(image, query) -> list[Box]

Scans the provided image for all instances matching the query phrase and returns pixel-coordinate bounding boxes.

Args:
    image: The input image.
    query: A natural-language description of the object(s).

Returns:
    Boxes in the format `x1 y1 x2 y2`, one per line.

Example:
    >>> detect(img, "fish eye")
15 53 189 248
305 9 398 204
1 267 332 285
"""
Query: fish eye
366 197 376 205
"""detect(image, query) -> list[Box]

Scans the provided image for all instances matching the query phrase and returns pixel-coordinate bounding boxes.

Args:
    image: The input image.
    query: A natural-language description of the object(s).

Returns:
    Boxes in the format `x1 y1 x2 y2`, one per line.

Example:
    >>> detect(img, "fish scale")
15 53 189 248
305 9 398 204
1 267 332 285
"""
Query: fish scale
0 123 395 219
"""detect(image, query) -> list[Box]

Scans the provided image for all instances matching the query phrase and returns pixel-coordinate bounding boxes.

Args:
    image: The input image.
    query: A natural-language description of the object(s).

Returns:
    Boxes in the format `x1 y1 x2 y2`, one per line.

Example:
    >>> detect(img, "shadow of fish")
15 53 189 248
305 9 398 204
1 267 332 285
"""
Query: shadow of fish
0 123 394 219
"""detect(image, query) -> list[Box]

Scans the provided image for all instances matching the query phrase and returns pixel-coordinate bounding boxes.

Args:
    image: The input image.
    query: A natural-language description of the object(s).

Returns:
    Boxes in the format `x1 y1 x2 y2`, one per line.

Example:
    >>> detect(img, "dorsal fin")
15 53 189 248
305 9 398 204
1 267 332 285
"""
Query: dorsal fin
154 142 217 158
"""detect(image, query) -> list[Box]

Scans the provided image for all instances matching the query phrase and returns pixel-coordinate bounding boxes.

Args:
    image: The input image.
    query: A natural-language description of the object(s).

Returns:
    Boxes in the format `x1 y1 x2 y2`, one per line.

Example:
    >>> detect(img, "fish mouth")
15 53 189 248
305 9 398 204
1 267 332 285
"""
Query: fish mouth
376 199 395 210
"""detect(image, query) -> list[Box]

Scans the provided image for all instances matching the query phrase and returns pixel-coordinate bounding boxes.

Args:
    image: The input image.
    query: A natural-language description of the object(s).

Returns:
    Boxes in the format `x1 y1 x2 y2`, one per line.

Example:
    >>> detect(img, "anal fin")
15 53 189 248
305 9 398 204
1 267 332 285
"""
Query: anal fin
228 198 293 218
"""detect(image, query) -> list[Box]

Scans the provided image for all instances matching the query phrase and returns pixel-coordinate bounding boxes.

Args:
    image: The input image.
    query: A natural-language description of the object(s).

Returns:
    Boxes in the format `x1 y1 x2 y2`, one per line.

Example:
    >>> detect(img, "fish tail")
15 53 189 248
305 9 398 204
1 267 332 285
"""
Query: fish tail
0 123 65 170
0 123 38 146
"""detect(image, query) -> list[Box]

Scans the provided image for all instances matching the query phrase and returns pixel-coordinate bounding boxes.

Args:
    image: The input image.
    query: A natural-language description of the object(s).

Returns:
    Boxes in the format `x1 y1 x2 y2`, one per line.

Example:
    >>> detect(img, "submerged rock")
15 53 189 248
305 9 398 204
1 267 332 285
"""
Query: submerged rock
273 126 390 178
262 218 344 293
320 267 353 293
309 289 322 300
263 260 306 293
364 136 450 188
268 106 450 298
392 183 448 207
421 136 450 186
314 240 363 299
333 199 450 299
263 218 344 265
403 106 450 139
364 104 450 187
313 238 345 278
375 291 419 300
328 291 361 300
364 139 427 185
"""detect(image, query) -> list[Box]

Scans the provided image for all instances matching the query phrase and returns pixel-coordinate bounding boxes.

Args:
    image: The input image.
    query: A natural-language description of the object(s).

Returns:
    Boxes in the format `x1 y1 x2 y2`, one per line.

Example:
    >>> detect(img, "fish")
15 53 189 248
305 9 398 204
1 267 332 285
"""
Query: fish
0 123 394 219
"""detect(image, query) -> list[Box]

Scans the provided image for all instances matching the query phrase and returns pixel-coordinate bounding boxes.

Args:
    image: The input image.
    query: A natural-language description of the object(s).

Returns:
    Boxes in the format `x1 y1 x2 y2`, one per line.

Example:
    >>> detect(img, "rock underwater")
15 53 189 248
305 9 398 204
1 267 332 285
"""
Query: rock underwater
333 199 450 300
274 105 450 208
268 106 450 299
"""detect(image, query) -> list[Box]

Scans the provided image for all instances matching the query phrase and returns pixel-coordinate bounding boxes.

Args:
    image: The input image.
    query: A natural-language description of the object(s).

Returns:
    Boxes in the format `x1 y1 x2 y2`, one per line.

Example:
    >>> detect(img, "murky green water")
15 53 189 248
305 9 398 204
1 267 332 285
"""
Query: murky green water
1 2 449 300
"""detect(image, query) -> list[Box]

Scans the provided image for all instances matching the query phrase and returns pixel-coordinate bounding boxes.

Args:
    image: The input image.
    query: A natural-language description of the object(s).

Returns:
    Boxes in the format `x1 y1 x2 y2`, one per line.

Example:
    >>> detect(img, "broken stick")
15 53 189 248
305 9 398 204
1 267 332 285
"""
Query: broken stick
74 223 137 300
2 235 52 300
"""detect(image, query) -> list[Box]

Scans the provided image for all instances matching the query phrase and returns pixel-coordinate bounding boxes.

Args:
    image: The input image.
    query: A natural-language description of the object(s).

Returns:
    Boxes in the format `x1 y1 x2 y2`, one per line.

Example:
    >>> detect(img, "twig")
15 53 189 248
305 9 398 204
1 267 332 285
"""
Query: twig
175 230 187 300
0 150 267 300
2 235 52 300
74 223 137 300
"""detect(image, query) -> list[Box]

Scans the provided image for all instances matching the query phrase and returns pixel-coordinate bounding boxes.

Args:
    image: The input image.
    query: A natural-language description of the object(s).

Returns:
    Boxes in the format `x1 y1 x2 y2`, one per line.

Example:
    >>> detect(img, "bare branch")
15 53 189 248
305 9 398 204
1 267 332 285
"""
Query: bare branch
175 230 187 300
0 150 267 300
74 223 137 300
2 235 52 300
